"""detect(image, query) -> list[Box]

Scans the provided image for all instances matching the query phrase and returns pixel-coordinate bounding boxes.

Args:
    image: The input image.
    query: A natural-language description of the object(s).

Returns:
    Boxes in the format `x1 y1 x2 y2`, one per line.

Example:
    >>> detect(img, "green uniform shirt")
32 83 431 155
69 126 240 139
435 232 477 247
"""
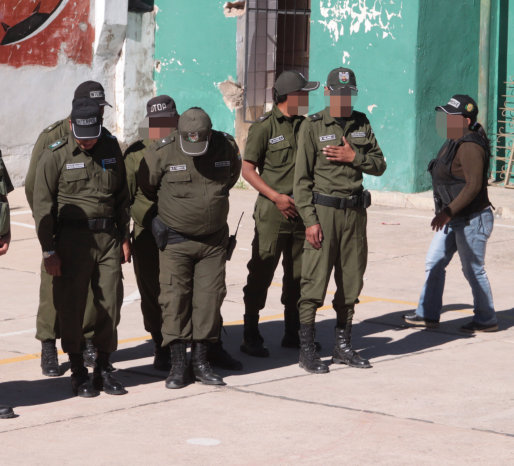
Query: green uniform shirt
0 151 14 237
26 118 69 211
124 139 156 238
141 130 241 237
244 105 303 195
294 107 387 227
33 133 130 251
26 118 113 211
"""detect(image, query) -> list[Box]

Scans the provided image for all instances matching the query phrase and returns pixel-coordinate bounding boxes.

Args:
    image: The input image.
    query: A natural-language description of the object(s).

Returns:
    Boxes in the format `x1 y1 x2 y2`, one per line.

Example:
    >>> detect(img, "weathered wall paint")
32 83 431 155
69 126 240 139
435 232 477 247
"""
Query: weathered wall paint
153 0 237 135
310 0 418 192
0 0 94 67
414 0 480 191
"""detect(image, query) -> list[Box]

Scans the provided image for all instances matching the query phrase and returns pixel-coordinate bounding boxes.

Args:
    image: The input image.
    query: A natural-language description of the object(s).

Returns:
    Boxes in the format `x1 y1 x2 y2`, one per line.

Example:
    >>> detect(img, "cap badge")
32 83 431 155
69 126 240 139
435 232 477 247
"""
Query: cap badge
90 91 104 99
339 71 350 84
448 98 460 109
187 132 199 143
465 103 474 112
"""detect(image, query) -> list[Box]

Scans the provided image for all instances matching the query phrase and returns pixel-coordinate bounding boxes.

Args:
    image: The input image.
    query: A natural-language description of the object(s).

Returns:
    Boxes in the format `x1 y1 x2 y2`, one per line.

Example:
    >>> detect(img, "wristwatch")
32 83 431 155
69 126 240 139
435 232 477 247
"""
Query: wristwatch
42 250 56 259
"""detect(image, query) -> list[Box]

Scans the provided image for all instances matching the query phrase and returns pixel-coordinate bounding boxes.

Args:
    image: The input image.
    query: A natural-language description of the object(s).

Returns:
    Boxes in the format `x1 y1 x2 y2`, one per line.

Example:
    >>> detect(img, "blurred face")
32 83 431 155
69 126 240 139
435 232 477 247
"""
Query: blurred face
285 91 309 116
436 112 471 139
148 115 179 140
326 87 357 117
76 138 98 150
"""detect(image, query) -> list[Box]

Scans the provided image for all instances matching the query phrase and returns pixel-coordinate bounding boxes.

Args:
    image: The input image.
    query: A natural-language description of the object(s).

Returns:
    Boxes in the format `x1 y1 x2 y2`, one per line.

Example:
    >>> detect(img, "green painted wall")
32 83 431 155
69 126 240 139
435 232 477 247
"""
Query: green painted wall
310 1 418 192
154 0 237 135
414 0 480 192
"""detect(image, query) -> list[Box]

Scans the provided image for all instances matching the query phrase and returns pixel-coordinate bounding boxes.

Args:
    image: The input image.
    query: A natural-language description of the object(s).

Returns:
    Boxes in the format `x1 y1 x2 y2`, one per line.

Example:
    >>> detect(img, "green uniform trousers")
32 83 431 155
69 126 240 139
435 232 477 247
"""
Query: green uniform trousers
243 196 304 329
298 204 368 325
36 260 96 341
132 228 162 335
159 228 227 346
53 227 123 354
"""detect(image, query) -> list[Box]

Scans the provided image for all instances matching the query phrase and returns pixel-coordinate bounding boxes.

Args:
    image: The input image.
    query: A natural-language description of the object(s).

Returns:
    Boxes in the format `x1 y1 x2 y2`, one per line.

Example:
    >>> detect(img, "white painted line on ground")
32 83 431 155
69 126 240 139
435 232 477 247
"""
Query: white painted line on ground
11 210 32 217
123 289 141 305
187 438 221 446
11 221 35 230
0 328 35 338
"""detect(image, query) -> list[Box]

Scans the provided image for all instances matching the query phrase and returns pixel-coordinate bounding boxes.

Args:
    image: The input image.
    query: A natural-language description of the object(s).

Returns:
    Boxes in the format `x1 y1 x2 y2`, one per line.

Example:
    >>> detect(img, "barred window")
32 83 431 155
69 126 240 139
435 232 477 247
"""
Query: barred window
244 0 311 122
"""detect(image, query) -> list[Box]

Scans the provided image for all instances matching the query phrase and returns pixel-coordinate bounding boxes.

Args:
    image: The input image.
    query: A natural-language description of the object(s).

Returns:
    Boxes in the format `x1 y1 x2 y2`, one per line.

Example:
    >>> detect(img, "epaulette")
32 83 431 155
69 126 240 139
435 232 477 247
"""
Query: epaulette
308 113 322 121
48 138 67 151
222 131 235 141
258 112 271 122
42 120 62 133
155 135 175 149
106 133 117 140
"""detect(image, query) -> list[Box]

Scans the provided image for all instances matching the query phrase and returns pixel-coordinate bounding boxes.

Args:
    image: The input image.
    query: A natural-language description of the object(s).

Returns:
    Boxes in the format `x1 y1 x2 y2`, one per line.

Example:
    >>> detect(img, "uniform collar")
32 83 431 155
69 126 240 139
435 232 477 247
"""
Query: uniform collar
321 106 355 126
272 104 288 121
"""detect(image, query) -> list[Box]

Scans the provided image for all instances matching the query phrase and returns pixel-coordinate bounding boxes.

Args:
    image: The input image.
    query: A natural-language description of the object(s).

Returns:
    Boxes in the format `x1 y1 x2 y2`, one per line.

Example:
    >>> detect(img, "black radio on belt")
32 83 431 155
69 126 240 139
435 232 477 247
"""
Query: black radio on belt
226 212 244 261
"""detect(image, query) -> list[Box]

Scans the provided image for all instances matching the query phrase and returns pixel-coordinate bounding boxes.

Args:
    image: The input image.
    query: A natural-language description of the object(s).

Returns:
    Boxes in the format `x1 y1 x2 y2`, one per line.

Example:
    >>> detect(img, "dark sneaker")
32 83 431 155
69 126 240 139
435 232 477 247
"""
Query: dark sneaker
460 321 499 333
402 312 439 328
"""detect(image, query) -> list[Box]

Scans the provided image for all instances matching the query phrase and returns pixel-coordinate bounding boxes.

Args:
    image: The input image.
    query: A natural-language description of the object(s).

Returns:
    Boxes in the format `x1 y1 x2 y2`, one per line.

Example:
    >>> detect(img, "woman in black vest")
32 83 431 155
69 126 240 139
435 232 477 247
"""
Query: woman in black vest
403 95 498 332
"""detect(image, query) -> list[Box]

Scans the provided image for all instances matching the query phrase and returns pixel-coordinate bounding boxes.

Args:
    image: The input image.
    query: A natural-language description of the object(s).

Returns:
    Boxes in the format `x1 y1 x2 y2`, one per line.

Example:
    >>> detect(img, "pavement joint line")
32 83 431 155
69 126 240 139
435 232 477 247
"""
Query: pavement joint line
0 390 213 435
226 385 514 440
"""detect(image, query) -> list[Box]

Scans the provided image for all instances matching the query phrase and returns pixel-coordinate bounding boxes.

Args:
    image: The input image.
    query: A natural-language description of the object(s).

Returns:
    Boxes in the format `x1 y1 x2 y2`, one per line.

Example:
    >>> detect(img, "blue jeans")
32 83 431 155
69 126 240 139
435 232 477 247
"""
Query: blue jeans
416 207 497 325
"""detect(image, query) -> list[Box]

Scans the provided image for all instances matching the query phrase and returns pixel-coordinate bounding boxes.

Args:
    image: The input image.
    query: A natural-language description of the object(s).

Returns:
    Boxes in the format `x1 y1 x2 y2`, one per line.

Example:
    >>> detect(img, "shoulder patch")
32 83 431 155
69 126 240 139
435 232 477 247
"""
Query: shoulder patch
48 138 67 151
308 113 322 121
258 112 271 122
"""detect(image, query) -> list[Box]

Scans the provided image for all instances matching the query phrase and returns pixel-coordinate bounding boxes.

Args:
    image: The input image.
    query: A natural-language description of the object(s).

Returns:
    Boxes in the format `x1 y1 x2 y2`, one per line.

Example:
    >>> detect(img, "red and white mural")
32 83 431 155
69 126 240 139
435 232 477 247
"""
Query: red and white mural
0 0 93 67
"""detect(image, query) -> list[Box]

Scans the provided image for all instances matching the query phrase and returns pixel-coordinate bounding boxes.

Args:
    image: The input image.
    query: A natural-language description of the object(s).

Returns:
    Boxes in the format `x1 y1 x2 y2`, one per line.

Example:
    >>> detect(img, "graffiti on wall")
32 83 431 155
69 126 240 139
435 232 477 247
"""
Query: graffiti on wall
0 0 93 67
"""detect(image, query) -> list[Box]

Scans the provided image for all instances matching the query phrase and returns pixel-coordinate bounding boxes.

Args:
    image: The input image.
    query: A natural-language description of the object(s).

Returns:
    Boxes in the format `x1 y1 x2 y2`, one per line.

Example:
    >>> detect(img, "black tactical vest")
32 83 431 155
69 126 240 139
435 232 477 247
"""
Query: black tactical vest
428 131 490 217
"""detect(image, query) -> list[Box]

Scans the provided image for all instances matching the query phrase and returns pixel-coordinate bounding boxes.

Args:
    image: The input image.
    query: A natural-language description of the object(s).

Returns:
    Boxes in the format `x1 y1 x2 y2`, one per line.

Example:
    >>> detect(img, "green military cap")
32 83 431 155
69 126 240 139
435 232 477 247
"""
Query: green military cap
274 70 319 96
178 107 212 156
327 67 358 93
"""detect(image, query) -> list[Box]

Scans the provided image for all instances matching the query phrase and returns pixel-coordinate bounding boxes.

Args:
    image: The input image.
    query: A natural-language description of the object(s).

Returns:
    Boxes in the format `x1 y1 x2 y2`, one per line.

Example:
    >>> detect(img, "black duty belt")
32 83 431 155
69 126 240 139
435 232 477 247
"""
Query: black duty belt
60 217 115 231
312 191 371 209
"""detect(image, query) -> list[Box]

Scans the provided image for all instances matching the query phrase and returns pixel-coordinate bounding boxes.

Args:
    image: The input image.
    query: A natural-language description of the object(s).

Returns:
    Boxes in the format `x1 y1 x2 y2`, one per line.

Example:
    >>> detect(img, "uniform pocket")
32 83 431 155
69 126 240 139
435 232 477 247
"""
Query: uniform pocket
62 168 89 194
267 139 292 167
165 170 193 198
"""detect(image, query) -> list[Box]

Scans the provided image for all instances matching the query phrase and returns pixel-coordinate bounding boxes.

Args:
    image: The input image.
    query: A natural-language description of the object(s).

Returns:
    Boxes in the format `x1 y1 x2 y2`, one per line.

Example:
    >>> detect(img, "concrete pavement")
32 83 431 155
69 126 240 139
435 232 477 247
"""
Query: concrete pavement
1 186 513 465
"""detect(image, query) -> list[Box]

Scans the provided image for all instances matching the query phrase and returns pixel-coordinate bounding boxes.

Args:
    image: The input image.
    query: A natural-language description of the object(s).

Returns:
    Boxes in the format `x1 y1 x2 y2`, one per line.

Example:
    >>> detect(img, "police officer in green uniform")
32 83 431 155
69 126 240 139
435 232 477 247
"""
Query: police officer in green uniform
26 81 112 376
139 107 241 389
293 67 386 374
0 151 16 418
241 70 319 357
33 98 130 397
125 95 179 370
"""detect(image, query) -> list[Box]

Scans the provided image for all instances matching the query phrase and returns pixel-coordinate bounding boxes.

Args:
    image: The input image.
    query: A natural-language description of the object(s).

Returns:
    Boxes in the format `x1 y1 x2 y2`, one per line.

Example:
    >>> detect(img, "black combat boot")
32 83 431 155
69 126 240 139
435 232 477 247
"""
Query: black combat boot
83 338 97 368
192 341 225 385
332 325 371 368
93 352 127 395
69 353 99 398
151 332 171 371
207 340 243 371
0 405 15 419
240 314 269 357
281 307 301 348
41 339 60 377
165 341 189 389
298 324 329 374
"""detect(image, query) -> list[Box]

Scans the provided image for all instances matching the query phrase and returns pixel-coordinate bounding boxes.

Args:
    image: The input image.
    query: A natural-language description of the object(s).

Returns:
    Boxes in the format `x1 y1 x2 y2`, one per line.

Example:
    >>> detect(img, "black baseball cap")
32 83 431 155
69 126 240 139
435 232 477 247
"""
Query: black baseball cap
74 81 111 107
273 71 319 96
326 67 358 92
435 95 478 120
146 95 178 118
71 98 102 139
178 107 212 156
